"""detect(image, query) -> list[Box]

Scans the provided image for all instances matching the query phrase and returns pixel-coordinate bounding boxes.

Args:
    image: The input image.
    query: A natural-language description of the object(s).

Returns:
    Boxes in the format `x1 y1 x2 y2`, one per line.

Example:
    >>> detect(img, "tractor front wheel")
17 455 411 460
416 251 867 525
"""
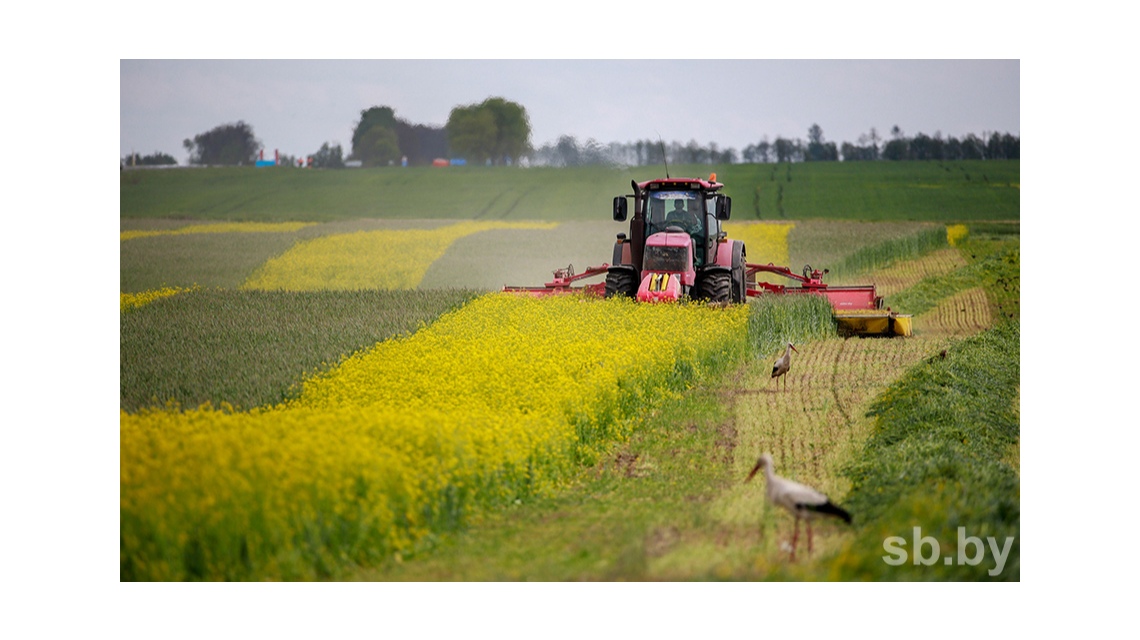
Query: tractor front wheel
697 270 731 303
605 269 637 298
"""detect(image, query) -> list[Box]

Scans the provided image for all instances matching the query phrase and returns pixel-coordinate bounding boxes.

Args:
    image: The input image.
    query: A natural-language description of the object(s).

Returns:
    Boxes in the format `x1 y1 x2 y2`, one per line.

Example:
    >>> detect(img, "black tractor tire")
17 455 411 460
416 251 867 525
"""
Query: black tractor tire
697 270 731 303
605 269 637 298
731 262 746 303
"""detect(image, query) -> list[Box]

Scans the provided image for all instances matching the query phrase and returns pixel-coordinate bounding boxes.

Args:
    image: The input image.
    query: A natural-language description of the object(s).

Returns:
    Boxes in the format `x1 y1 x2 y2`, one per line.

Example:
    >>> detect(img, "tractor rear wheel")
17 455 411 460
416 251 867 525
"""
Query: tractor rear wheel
731 263 746 303
605 269 637 298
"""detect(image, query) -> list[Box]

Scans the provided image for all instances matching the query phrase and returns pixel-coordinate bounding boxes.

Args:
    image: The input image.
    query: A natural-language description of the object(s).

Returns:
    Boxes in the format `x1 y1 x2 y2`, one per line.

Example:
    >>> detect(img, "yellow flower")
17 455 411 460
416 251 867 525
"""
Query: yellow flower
241 221 559 291
121 221 316 242
120 285 197 312
946 224 969 247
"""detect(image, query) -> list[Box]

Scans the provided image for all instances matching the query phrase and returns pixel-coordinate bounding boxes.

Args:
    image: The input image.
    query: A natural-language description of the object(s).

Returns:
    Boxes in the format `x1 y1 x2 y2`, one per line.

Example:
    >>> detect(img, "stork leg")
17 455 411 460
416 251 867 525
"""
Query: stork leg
790 518 799 561
807 520 813 554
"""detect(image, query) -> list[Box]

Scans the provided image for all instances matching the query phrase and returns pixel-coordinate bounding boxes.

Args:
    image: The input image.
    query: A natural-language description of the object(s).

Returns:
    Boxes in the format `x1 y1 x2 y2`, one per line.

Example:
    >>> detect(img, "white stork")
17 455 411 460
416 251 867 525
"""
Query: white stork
771 342 798 391
745 453 852 560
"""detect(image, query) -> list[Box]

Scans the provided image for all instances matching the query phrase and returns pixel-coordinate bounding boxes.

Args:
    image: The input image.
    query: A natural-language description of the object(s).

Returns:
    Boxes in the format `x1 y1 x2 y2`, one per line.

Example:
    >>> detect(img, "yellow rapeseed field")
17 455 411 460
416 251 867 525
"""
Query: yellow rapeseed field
120 221 316 242
120 286 197 312
240 221 559 291
120 293 748 580
723 222 794 267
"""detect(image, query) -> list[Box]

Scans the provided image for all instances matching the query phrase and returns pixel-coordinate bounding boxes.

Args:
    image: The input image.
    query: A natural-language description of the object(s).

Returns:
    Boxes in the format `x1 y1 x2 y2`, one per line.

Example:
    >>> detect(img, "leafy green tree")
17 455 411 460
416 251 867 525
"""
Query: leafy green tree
805 124 838 161
354 126 401 166
350 107 403 167
183 121 260 166
446 105 496 163
774 137 801 163
446 97 531 165
311 142 345 169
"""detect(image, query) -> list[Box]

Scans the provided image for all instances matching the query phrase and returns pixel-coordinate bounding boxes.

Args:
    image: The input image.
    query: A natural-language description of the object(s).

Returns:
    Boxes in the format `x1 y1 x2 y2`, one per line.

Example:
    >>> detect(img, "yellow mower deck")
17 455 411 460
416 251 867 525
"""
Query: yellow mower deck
833 309 913 337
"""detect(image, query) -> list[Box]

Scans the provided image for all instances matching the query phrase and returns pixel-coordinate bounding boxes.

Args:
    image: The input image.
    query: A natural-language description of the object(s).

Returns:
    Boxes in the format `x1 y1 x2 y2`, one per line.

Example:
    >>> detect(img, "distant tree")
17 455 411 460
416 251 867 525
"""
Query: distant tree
843 128 881 161
755 138 772 163
395 122 448 165
840 142 863 161
867 127 881 158
447 106 498 164
446 97 531 165
881 134 909 160
311 142 345 169
774 137 802 163
805 124 838 161
354 126 401 166
961 133 985 160
351 106 403 167
122 151 177 166
999 132 1019 159
987 132 1019 159
183 121 260 166
944 136 963 160
909 132 933 160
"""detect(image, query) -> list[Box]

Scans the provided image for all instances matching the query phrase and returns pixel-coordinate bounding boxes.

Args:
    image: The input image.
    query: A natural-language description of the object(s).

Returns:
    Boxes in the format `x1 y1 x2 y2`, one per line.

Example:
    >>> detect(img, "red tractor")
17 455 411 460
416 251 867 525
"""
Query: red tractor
503 173 911 336
605 174 745 303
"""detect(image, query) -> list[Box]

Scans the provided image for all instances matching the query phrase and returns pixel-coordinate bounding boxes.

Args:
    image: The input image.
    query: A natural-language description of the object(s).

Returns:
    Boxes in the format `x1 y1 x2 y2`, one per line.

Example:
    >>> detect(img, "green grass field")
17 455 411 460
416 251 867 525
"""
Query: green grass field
121 160 1019 222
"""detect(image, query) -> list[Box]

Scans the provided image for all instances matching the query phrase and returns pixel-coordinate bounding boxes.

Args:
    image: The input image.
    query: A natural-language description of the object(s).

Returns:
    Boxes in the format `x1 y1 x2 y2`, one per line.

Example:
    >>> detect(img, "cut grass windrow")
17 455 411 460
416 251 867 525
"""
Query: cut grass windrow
885 237 1020 319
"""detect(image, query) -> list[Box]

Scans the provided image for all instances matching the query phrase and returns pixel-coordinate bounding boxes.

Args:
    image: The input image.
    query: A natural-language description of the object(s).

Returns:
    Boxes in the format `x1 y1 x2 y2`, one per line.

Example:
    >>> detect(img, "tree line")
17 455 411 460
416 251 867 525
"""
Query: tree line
537 124 1018 167
124 99 1018 169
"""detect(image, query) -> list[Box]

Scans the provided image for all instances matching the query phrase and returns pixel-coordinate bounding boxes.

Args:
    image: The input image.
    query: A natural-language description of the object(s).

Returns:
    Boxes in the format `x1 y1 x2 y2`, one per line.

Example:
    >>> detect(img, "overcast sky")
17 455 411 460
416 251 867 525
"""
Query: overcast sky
120 59 1019 163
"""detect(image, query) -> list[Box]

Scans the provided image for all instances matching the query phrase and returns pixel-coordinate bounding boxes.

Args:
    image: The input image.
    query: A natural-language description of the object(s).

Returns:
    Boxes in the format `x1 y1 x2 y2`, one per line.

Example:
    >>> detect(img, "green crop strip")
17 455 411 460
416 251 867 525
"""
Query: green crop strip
885 236 1020 317
829 320 1020 580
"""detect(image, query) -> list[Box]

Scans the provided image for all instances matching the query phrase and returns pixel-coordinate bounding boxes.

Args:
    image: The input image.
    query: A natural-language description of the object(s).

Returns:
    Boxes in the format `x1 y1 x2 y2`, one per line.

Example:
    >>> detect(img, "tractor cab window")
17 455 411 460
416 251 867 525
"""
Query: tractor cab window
646 190 704 238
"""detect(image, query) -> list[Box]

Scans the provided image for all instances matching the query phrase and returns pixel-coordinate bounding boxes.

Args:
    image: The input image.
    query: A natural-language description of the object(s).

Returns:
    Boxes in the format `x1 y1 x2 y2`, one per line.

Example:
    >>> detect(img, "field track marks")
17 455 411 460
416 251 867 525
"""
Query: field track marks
916 286 992 337
473 189 507 219
872 247 968 297
500 186 537 218
709 335 948 562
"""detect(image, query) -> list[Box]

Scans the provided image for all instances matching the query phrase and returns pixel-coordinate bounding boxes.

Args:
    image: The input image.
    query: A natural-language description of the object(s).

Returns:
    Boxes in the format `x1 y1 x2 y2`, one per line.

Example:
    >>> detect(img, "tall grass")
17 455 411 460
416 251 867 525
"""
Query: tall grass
826 226 948 283
747 294 836 356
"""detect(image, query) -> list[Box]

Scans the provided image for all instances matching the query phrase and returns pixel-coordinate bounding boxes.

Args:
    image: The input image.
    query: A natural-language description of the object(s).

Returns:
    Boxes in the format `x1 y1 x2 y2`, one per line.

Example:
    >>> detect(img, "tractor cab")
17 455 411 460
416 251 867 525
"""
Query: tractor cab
646 190 706 265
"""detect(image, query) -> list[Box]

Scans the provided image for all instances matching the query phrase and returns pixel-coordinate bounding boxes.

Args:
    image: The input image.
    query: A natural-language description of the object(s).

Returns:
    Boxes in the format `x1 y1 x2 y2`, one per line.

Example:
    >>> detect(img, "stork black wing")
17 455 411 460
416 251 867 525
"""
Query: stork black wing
801 500 852 524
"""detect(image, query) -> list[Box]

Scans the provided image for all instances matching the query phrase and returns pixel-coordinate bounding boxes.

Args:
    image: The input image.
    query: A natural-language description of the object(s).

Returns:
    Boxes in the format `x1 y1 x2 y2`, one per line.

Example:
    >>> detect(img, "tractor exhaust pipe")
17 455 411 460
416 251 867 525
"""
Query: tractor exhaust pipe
630 179 645 272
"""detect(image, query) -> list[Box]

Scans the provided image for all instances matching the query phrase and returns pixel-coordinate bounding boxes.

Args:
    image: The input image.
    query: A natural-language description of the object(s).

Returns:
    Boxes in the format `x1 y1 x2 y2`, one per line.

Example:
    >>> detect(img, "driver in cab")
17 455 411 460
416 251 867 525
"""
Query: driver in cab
665 199 701 235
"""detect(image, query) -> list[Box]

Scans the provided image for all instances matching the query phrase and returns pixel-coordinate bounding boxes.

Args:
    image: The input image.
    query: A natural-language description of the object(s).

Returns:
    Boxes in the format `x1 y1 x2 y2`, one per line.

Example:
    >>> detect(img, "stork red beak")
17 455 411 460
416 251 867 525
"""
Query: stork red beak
791 345 799 353
745 460 762 482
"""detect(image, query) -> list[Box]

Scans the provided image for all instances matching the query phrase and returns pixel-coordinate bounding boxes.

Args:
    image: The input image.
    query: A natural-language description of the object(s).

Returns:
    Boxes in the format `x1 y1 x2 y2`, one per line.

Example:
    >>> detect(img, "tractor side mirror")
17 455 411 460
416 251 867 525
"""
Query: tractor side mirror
716 195 732 220
613 196 628 222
